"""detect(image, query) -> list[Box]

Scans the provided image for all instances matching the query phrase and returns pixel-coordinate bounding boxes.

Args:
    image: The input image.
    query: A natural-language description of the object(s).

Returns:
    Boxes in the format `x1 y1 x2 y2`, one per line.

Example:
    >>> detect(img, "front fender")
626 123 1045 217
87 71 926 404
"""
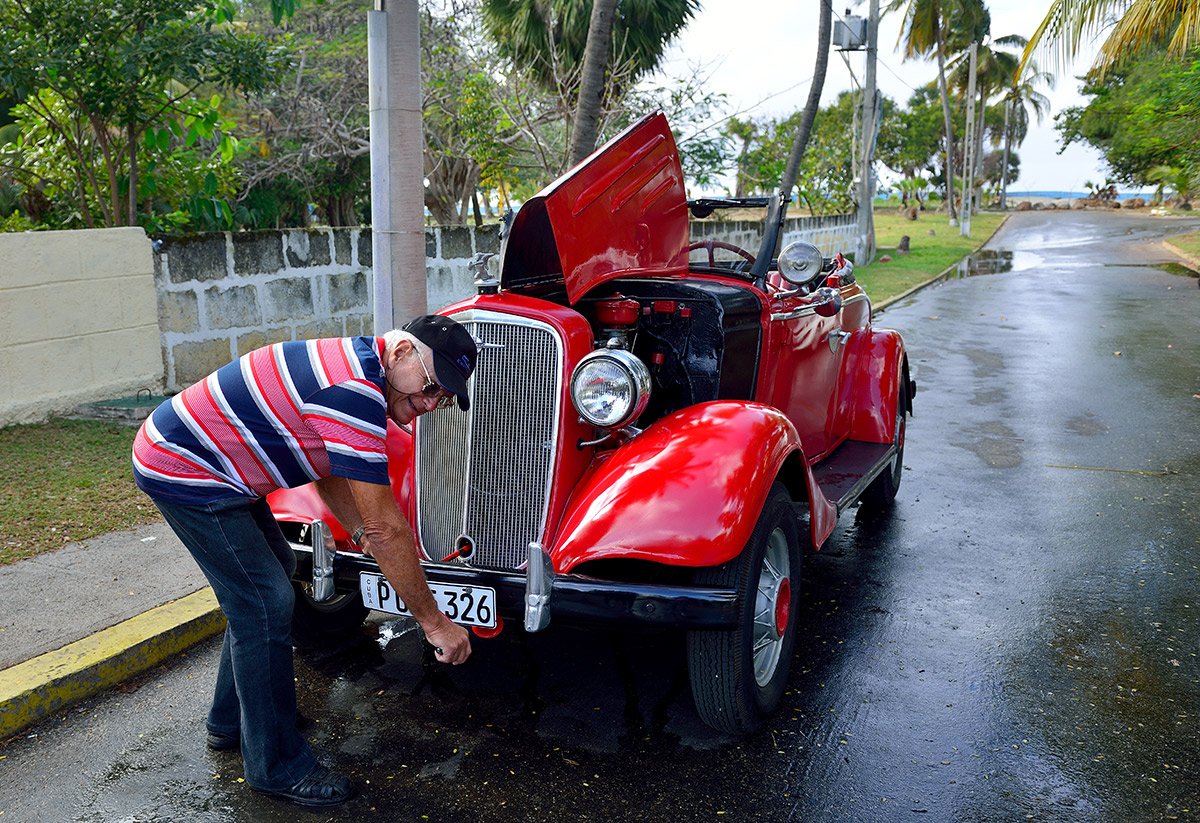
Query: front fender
552 401 803 572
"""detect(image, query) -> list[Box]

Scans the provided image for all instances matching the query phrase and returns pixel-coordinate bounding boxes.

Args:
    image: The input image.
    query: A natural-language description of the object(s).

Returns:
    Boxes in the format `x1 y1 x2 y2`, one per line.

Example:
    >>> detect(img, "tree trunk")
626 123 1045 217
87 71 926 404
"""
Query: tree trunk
754 0 832 268
779 0 833 205
568 0 618 168
935 27 957 223
127 121 138 227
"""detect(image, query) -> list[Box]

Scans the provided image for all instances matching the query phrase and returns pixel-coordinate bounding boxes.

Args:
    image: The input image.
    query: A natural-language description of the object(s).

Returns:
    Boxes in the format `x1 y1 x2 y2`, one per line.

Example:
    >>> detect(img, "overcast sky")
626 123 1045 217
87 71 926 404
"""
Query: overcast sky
659 0 1111 194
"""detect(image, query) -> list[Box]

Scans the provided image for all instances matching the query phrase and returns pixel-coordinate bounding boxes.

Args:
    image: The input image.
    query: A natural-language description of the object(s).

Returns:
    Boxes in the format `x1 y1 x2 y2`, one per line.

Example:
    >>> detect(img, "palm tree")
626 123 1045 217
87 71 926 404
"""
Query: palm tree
888 0 987 223
949 34 1039 210
1020 0 1200 79
999 61 1053 208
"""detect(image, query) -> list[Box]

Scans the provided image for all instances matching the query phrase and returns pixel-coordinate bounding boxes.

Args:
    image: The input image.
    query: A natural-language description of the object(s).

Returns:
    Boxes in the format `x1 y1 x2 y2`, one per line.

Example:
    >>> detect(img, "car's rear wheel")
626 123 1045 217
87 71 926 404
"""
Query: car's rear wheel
291 582 368 647
687 483 801 734
859 373 908 511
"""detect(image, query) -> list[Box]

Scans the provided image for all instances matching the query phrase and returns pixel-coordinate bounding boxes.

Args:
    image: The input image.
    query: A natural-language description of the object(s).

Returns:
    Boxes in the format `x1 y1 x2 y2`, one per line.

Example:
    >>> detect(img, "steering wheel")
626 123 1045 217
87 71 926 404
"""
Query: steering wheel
688 239 756 267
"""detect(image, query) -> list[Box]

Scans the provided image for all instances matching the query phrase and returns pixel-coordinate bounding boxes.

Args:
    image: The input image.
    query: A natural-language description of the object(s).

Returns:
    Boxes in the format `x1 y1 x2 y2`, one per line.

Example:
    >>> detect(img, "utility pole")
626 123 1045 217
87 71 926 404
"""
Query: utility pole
960 41 977 237
368 0 426 333
856 0 880 263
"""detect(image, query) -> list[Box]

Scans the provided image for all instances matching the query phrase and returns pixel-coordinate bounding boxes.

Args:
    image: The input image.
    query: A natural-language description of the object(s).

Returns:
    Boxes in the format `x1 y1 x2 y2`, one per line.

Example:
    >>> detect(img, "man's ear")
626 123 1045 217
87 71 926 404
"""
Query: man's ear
387 339 412 368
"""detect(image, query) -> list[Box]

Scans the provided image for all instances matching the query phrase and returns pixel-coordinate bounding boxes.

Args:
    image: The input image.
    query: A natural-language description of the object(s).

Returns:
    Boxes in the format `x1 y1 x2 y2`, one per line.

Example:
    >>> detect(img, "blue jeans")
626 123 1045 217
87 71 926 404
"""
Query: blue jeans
152 494 316 791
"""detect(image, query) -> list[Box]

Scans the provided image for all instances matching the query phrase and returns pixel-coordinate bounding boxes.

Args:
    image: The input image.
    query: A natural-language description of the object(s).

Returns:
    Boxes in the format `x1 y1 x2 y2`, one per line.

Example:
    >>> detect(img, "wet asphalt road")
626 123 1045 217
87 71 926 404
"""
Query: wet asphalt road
2 210 1198 822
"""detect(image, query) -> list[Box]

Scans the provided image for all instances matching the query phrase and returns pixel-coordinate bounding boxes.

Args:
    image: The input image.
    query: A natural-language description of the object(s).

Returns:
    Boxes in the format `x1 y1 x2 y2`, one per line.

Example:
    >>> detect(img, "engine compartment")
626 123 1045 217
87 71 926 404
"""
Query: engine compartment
577 278 763 425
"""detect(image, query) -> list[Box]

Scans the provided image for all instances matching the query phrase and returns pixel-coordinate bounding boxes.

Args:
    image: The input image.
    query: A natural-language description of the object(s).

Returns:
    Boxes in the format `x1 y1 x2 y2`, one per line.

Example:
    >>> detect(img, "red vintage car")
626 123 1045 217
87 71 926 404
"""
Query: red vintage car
269 112 913 734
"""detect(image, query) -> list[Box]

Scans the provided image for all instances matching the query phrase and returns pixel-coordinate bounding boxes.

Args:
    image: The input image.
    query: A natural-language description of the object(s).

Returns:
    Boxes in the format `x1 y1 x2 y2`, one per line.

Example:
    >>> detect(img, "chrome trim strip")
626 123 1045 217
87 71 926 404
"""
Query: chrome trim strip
770 291 870 321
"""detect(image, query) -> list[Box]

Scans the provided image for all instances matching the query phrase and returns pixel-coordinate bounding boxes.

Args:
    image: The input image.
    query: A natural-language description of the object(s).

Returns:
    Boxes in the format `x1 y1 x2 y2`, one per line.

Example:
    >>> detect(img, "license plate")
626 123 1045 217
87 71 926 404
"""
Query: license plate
358 573 497 629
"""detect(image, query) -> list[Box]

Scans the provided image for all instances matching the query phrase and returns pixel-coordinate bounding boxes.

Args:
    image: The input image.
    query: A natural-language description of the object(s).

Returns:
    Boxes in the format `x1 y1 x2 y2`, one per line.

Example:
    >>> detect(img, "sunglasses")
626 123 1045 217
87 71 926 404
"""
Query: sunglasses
411 348 456 409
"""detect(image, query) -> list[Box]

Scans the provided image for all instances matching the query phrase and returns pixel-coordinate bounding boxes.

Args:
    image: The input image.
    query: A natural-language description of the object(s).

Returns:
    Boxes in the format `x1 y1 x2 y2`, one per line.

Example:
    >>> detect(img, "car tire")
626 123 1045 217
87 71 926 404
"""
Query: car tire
291 582 368 648
687 482 801 734
859 374 908 511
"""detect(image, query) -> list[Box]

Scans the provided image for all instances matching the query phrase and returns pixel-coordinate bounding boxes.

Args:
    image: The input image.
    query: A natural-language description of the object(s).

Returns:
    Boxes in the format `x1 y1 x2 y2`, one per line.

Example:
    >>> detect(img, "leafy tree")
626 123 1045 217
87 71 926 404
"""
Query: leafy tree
888 0 988 221
234 0 374 227
724 92 864 215
878 83 945 181
997 59 1052 208
0 0 284 228
1057 47 1200 197
1022 0 1200 79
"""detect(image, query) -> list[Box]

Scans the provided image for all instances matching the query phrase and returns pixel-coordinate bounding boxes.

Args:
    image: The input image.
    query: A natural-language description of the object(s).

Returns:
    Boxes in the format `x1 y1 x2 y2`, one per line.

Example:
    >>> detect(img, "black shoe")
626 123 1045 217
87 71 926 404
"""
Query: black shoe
258 764 356 808
206 730 239 751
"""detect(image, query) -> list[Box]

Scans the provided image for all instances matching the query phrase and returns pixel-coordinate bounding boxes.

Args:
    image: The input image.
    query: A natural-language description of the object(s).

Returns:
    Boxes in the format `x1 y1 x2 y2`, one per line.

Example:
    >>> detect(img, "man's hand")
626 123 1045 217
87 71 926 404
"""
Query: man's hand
344 477 473 666
422 613 472 665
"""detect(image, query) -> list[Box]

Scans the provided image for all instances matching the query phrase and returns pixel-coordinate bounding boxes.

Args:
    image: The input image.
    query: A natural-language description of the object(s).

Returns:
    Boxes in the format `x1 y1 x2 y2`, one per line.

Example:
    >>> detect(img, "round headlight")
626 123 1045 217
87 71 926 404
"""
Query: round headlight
570 349 651 429
778 240 825 286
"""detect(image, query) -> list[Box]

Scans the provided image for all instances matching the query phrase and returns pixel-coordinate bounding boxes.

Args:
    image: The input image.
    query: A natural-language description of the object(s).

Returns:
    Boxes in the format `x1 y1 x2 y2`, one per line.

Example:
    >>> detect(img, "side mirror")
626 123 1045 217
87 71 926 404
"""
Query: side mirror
811 286 843 317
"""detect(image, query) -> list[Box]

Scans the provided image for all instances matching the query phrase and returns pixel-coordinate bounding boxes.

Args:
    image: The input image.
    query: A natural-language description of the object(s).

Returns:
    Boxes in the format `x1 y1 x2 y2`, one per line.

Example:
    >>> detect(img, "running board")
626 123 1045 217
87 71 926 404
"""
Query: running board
811 440 896 514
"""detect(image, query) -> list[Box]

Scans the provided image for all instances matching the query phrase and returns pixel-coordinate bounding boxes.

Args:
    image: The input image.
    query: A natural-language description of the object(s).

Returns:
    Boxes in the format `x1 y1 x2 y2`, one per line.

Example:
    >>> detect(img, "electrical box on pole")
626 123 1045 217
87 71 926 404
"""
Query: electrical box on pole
833 15 867 50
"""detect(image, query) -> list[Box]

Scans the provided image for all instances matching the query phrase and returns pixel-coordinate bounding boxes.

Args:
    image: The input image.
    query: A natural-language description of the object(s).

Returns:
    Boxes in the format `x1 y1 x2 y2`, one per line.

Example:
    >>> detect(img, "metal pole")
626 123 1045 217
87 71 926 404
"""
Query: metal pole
960 41 977 237
858 0 879 263
368 0 426 334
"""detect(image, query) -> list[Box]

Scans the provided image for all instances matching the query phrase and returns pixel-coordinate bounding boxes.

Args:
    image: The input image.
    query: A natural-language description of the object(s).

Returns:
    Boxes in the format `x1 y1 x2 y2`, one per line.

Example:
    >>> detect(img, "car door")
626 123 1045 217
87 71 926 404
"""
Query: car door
761 287 845 458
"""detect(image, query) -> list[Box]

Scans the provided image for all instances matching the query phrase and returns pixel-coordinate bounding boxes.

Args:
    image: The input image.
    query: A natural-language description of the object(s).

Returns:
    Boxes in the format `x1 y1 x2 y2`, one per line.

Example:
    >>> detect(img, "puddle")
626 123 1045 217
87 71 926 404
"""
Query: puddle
1100 261 1200 278
955 249 1013 277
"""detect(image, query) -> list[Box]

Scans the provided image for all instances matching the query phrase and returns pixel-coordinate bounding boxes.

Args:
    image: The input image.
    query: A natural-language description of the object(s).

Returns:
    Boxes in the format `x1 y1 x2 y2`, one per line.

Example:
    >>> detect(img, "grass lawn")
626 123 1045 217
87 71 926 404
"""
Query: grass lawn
855 208 1007 302
1165 229 1200 259
0 419 159 566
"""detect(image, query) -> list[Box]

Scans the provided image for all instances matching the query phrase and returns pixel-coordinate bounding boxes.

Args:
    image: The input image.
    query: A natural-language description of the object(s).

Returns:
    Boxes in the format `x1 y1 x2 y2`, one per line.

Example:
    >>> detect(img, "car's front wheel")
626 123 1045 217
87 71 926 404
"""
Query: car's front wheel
687 482 801 734
291 582 368 648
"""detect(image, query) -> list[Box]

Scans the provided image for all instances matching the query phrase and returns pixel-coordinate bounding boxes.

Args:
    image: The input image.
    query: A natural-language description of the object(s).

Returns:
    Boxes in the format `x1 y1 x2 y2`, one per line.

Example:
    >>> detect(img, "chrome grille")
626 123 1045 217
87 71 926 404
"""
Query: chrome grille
415 311 563 571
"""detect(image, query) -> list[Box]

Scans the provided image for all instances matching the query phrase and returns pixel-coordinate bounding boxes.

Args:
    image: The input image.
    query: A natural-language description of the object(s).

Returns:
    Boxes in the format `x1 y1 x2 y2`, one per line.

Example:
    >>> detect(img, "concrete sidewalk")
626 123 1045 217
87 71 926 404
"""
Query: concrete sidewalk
0 523 223 738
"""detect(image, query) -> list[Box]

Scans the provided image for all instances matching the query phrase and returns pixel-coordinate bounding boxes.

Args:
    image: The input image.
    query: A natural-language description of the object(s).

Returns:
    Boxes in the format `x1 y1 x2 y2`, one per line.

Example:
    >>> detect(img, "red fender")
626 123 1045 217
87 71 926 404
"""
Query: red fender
266 420 415 549
552 401 827 572
839 328 907 444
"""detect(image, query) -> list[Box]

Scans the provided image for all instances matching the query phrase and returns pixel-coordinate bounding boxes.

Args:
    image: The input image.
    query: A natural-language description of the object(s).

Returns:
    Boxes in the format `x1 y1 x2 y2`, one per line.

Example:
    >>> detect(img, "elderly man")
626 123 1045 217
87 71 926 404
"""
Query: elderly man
132 315 477 808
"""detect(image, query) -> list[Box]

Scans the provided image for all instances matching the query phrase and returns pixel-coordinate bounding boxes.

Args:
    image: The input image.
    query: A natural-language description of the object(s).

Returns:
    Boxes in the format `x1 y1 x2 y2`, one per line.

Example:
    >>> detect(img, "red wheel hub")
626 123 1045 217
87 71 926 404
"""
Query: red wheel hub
774 578 791 637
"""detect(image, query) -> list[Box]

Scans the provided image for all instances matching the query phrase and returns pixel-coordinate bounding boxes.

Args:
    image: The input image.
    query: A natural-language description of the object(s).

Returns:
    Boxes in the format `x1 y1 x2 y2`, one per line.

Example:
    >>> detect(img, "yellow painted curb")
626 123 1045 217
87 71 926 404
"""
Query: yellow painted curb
0 588 225 739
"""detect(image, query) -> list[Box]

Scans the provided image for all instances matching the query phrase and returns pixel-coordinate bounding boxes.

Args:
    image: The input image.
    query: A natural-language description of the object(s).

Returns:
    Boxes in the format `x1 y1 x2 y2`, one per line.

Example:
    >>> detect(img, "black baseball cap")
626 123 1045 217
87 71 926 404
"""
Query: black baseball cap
402 315 477 411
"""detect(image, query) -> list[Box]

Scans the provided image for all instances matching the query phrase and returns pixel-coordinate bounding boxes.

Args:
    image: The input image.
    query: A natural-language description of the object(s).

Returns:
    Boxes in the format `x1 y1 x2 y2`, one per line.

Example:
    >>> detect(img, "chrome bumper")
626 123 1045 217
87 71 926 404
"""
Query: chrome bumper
288 537 738 631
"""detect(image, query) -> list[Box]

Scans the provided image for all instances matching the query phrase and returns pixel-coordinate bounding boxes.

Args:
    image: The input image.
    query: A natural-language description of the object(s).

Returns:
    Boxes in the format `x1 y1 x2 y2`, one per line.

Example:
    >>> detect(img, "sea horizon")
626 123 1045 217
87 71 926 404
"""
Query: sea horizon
1006 190 1155 201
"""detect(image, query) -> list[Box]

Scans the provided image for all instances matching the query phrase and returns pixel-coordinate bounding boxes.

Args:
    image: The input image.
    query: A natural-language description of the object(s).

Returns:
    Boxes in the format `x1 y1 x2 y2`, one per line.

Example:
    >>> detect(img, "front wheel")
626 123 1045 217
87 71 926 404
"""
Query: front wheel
291 582 368 648
687 483 802 734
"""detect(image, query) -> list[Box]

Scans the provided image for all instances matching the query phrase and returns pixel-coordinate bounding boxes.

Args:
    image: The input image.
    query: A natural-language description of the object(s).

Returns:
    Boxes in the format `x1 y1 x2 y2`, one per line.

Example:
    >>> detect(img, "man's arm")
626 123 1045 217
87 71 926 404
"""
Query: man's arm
313 476 365 545
341 477 472 665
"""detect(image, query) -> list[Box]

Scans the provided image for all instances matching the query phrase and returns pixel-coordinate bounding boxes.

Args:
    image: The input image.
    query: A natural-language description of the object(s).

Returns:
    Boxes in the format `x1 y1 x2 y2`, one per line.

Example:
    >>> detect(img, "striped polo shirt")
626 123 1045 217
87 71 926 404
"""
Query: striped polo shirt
133 336 389 504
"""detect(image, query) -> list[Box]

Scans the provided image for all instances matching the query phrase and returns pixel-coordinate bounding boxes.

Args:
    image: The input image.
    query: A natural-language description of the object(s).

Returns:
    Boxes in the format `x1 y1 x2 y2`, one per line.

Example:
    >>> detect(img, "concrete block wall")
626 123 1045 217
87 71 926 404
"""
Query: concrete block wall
690 211 860 261
154 225 498 390
0 228 163 426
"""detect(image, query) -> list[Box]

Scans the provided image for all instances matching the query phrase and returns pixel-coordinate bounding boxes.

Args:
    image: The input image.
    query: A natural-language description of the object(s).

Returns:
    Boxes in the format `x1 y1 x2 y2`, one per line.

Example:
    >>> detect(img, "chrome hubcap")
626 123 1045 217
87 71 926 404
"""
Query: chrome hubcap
753 527 792 687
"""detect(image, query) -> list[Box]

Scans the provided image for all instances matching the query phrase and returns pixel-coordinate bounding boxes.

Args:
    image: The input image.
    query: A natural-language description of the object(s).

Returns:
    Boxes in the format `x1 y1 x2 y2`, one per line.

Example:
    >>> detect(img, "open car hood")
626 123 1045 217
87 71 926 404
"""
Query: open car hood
499 112 689 304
